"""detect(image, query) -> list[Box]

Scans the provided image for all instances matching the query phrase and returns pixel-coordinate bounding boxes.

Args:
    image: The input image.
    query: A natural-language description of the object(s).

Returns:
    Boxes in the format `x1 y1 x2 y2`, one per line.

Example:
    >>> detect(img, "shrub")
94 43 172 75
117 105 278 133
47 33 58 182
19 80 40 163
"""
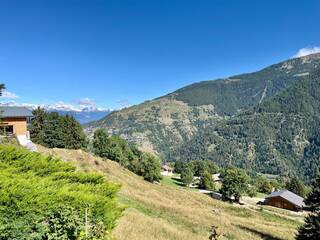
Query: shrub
0 145 123 239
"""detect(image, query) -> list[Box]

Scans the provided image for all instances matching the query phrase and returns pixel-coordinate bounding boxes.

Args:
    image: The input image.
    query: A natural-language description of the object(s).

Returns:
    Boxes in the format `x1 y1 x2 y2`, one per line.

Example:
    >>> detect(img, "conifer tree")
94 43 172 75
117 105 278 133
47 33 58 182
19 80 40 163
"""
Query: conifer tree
29 107 47 145
62 114 86 149
296 171 320 240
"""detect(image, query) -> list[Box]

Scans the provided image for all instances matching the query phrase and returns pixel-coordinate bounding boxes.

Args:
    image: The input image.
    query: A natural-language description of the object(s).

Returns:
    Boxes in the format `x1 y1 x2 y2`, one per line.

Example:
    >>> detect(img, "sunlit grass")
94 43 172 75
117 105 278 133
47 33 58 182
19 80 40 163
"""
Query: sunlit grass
39 146 301 240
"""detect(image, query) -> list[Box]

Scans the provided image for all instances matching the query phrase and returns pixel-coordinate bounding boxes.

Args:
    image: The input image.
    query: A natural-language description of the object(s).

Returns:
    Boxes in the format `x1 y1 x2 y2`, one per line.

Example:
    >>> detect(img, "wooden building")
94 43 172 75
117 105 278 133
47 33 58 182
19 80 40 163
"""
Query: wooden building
0 107 33 137
264 190 305 211
161 165 174 176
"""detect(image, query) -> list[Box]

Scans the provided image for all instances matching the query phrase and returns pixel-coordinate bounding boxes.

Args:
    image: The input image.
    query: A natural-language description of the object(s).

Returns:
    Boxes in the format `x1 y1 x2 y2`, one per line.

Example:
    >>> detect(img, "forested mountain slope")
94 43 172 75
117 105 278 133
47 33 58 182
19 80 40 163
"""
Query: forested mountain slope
173 70 320 182
86 53 320 180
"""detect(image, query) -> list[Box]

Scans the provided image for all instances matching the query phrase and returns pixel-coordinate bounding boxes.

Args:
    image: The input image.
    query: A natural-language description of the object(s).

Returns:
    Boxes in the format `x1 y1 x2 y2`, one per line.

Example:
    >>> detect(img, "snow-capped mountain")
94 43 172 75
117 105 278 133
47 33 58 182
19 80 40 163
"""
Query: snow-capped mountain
0 101 112 124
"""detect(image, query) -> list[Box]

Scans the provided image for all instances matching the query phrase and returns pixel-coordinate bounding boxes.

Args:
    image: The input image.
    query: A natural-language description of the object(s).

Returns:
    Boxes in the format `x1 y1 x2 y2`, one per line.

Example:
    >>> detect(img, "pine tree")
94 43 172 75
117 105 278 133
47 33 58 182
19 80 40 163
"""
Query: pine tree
62 115 86 149
43 112 65 148
29 107 47 145
296 171 320 239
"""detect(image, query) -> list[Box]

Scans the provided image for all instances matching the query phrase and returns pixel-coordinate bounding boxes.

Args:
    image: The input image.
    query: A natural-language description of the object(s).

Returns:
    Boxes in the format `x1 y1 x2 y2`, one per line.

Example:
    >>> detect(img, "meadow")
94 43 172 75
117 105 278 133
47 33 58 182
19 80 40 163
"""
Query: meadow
38 146 302 240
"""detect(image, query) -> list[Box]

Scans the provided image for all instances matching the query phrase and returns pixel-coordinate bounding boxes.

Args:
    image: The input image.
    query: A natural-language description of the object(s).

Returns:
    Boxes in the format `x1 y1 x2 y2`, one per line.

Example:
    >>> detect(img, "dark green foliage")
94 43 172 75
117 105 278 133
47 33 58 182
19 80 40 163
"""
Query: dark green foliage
296 172 320 240
171 70 320 182
0 145 123 239
220 167 250 202
138 153 162 182
247 185 258 198
254 175 273 194
189 160 219 177
173 56 320 115
304 171 320 211
30 107 87 149
199 171 215 190
180 167 194 186
286 176 308 198
92 129 161 183
92 129 110 158
0 84 5 96
174 161 186 174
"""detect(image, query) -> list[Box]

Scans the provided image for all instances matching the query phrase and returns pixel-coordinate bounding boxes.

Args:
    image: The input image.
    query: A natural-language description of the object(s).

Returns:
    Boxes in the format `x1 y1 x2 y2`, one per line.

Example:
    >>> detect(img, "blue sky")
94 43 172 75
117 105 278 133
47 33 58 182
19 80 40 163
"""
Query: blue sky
0 0 319 110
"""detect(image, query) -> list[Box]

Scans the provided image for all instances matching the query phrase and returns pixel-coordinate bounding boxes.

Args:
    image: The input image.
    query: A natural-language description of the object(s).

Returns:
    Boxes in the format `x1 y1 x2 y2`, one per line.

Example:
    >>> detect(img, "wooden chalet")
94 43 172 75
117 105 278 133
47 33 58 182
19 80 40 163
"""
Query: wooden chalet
264 190 305 211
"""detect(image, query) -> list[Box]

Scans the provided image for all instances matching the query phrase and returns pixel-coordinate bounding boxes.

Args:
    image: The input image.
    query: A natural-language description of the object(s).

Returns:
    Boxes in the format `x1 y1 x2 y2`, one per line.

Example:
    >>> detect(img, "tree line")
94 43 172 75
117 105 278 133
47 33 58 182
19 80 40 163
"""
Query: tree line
29 108 161 183
175 159 309 202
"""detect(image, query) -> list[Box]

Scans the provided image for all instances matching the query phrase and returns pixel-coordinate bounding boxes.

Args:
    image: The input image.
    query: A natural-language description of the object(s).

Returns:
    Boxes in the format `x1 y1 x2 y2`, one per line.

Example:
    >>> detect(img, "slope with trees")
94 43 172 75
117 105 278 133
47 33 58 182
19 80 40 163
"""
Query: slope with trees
173 69 320 182
85 53 320 164
92 128 161 182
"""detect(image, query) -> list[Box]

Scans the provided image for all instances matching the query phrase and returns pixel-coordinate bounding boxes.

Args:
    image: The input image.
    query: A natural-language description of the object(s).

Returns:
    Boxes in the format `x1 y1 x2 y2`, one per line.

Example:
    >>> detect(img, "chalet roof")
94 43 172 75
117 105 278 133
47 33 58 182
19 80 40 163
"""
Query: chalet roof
0 107 33 118
265 190 305 208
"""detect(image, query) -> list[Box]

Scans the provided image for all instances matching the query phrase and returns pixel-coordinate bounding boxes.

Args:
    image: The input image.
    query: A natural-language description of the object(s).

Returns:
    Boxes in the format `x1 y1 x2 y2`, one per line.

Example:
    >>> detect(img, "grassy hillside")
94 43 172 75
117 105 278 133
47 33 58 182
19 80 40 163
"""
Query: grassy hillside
38 146 302 240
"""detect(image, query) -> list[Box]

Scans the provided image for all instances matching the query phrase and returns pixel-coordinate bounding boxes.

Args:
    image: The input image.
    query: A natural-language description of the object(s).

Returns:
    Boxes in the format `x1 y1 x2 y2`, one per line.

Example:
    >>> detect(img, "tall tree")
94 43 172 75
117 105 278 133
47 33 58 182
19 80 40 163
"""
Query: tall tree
138 153 162 182
296 171 320 240
181 167 194 187
92 129 110 158
220 167 249 202
29 107 47 145
62 115 86 149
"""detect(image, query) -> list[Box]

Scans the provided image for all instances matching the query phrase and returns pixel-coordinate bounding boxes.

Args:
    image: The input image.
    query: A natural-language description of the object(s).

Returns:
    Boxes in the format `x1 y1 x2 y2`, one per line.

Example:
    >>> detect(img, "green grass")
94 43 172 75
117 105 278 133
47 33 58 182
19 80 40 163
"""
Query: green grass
160 174 184 188
39 146 303 240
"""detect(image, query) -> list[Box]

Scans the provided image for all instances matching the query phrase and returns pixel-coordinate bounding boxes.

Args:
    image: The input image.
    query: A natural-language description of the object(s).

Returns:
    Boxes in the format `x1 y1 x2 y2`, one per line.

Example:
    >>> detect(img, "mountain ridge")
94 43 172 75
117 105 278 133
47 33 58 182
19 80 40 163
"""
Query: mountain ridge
85 53 320 179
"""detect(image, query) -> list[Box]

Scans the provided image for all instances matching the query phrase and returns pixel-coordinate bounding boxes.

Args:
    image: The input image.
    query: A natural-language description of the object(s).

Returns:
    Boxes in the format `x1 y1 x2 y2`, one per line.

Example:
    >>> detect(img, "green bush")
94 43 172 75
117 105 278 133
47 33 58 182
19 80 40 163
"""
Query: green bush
0 145 123 239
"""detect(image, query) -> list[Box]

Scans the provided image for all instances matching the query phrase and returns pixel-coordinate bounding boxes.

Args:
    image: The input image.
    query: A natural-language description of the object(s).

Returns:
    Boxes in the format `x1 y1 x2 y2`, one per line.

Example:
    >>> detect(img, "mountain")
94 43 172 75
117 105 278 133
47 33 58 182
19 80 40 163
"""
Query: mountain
85 53 320 179
53 109 111 124
172 69 320 182
0 102 112 124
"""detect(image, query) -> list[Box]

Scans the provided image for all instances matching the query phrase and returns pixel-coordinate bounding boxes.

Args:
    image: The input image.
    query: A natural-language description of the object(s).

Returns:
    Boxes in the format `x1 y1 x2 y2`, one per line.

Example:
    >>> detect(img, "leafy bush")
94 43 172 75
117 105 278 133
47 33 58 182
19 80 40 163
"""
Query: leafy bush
180 167 194 186
199 171 215 190
0 145 123 239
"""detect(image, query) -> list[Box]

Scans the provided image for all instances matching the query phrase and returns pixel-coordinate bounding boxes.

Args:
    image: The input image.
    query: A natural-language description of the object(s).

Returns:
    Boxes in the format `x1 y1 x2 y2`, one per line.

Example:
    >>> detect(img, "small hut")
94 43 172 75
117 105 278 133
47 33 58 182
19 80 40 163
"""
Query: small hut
161 165 173 176
264 190 305 211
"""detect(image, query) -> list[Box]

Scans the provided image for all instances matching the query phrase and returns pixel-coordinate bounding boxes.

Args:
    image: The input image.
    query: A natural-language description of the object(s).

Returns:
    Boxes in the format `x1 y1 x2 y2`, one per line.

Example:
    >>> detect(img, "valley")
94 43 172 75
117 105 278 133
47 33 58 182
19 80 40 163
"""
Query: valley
85 53 320 181
38 146 302 240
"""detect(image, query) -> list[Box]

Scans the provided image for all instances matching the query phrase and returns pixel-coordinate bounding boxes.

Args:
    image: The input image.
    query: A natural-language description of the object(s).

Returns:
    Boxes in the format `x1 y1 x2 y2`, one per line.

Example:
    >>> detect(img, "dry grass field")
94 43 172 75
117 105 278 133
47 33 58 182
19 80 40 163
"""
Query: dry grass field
38 146 301 240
